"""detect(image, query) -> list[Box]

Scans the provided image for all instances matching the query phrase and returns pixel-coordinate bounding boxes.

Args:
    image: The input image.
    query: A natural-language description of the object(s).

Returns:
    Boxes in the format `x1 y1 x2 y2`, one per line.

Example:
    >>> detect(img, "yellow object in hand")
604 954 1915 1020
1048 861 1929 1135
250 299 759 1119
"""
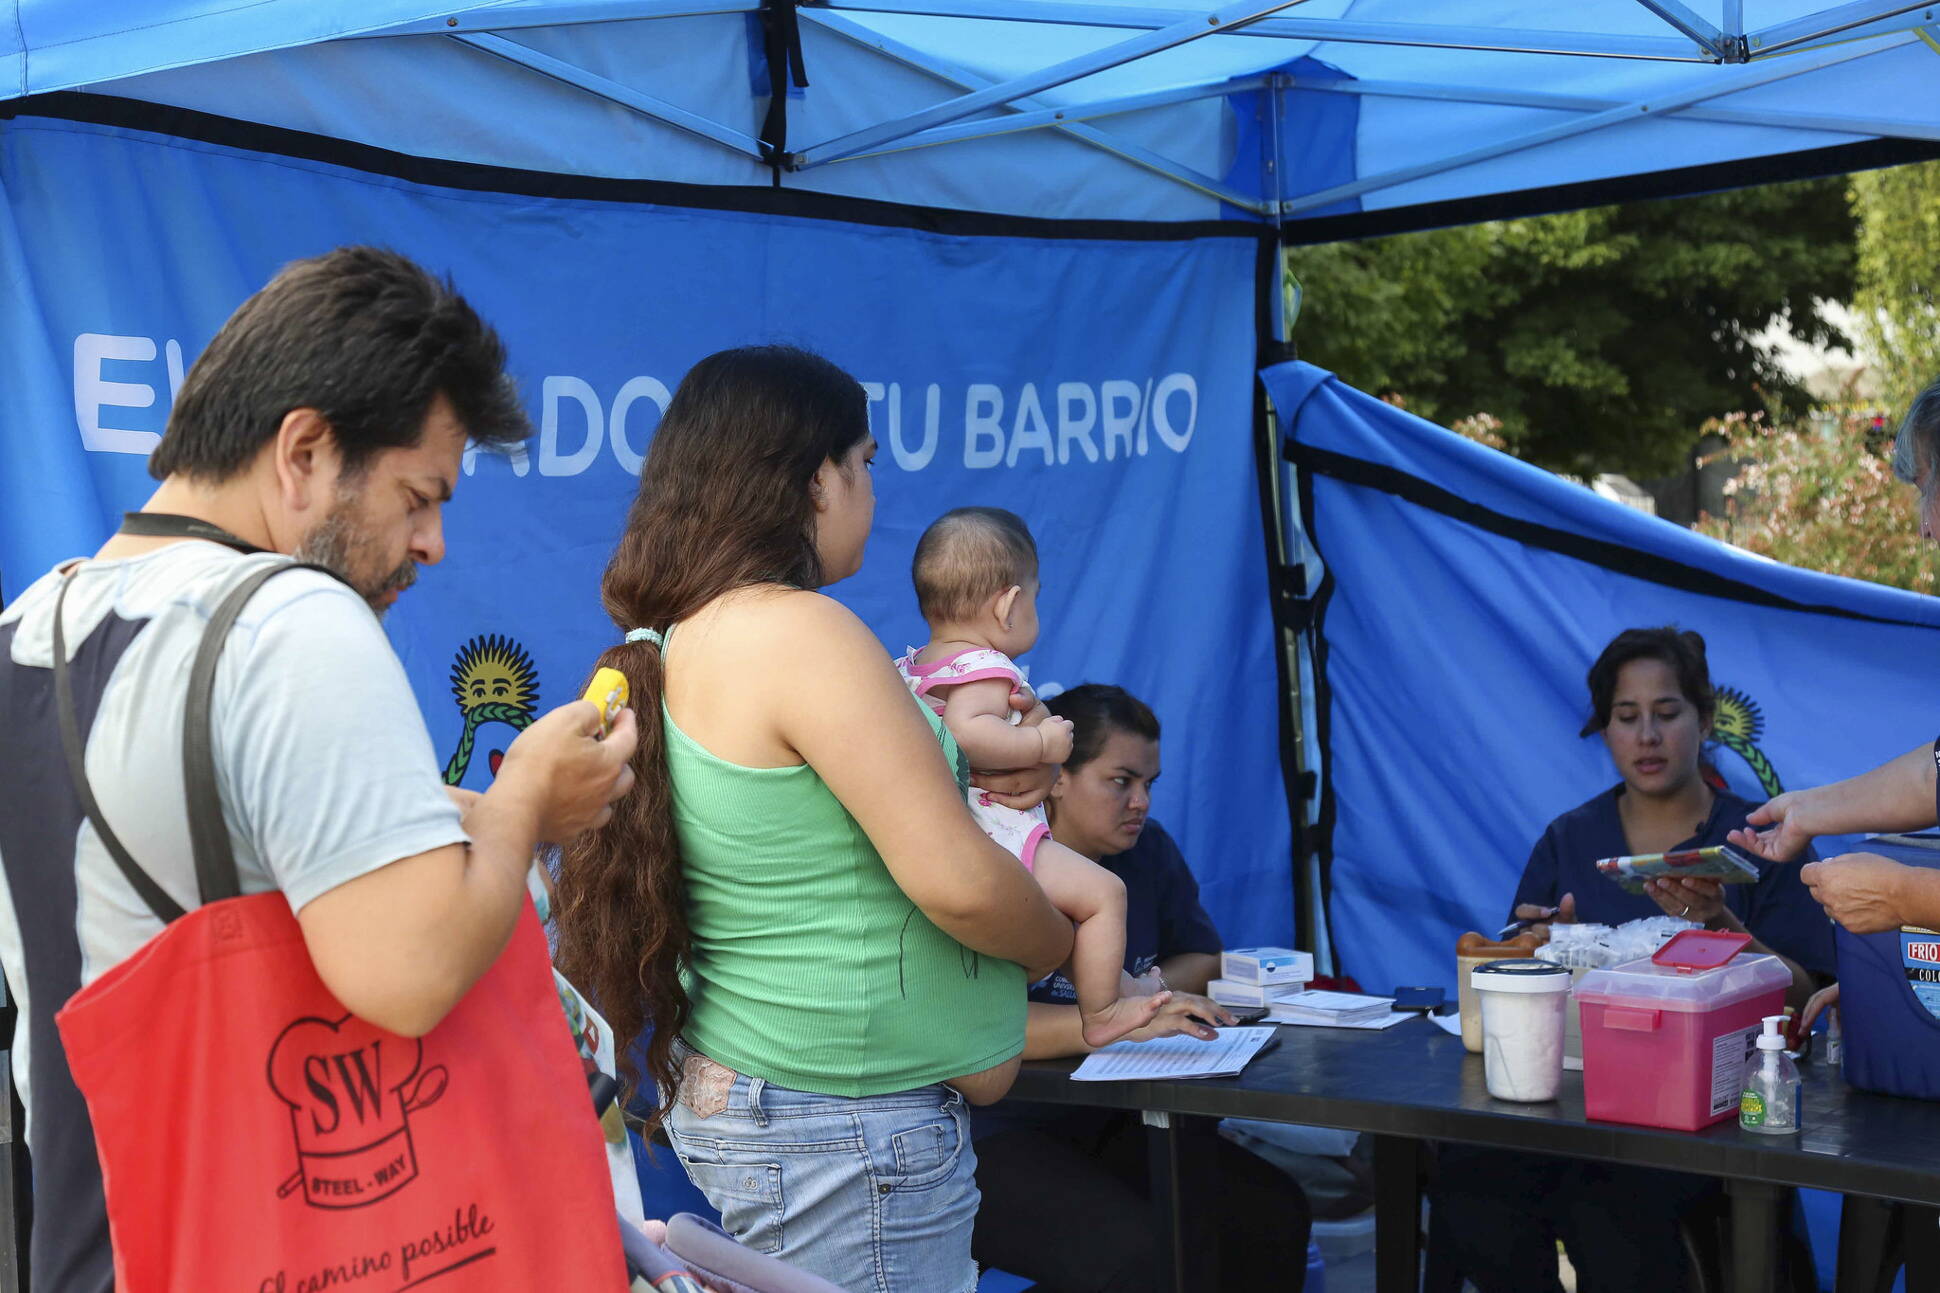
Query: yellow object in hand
582 667 630 739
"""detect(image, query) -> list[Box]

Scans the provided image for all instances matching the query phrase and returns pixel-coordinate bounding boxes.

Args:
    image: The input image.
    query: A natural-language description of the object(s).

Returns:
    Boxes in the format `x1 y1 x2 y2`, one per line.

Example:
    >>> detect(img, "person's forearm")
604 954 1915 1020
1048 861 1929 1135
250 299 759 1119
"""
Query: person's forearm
1888 866 1940 930
920 848 1074 977
1022 1001 1093 1060
949 712 1048 770
1158 952 1219 996
422 790 544 1008
1808 745 1938 836
301 788 540 1038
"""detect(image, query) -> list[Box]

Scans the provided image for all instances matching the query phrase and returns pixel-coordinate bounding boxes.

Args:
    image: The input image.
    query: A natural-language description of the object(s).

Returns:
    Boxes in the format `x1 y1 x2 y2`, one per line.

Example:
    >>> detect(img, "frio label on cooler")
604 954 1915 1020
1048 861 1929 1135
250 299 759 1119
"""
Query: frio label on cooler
1901 930 1940 1021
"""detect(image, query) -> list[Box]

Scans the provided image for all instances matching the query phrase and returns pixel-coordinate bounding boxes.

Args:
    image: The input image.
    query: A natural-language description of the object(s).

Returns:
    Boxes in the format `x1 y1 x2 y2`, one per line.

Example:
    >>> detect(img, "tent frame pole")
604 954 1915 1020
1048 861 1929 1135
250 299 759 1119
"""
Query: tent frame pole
1258 71 1319 955
798 7 1274 211
450 31 766 158
1748 1 1939 57
1631 0 1730 59
794 0 1305 168
1280 33 1913 216
1292 72 1940 145
802 75 1269 163
818 1 1711 61
362 1 760 38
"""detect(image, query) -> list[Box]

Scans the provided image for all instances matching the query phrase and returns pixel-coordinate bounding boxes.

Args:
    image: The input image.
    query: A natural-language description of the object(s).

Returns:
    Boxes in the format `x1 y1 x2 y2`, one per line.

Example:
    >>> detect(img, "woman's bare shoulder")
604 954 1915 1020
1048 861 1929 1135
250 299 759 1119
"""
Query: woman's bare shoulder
699 587 886 671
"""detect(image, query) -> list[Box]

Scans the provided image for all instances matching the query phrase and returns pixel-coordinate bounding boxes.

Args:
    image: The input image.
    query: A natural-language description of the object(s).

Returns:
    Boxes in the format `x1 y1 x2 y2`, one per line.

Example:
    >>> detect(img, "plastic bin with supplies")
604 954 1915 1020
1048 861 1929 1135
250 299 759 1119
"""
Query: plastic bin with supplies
1575 929 1791 1131
1834 834 1940 1099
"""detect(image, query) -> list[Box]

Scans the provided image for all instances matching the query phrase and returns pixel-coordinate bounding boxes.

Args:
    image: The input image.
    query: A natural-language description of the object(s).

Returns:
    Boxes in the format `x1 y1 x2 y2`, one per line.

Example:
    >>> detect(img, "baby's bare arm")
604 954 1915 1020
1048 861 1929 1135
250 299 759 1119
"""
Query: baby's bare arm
939 678 1048 768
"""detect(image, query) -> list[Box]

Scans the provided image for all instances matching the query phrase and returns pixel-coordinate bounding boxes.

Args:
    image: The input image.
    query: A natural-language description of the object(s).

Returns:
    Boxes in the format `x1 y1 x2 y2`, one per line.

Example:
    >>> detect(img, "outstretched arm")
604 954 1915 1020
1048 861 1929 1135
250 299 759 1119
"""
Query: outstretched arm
1731 743 1937 862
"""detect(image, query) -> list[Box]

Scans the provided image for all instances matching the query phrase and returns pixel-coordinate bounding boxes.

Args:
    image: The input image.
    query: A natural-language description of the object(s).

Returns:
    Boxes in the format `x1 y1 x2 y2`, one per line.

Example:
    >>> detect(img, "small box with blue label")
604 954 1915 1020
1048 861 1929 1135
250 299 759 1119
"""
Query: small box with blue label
1220 947 1314 985
1835 834 1940 1100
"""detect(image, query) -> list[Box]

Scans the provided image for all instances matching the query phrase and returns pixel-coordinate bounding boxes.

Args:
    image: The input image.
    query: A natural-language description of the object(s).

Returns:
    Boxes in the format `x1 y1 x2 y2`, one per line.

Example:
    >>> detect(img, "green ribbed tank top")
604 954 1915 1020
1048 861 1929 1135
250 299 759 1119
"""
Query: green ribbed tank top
666 697 1024 1096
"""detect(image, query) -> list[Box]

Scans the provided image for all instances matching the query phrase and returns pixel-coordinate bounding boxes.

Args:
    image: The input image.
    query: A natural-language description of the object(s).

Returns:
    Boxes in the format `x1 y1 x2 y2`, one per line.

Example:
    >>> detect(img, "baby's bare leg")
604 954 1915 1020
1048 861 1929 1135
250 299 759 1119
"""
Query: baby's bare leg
1032 841 1170 1047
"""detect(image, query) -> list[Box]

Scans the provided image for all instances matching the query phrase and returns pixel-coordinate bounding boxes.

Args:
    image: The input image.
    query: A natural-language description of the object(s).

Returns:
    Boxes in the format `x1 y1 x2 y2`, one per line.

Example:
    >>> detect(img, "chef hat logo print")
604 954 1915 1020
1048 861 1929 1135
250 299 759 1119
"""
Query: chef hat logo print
267 1014 449 1209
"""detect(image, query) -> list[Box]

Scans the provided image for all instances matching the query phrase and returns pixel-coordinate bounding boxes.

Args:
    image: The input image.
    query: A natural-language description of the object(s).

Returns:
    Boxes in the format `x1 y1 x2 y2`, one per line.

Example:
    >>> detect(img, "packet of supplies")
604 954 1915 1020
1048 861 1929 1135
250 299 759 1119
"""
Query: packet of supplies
1220 947 1315 985
1593 844 1761 895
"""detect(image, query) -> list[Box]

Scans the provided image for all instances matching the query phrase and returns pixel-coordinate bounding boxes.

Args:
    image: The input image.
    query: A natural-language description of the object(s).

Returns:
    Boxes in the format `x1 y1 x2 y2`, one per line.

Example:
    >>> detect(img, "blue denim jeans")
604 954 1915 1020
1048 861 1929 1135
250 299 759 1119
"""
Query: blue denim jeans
663 1045 979 1293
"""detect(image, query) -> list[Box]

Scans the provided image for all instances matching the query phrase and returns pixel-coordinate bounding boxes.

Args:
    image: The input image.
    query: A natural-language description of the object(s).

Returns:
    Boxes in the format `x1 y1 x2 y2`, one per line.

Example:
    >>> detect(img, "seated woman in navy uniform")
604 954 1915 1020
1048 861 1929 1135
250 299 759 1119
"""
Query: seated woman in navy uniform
1435 626 1833 1293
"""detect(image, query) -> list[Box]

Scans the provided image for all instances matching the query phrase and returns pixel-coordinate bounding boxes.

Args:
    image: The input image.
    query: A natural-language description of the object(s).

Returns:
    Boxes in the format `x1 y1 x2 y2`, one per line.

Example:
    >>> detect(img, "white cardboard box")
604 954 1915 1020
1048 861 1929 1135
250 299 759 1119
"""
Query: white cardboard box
1220 947 1315 985
1208 977 1312 1008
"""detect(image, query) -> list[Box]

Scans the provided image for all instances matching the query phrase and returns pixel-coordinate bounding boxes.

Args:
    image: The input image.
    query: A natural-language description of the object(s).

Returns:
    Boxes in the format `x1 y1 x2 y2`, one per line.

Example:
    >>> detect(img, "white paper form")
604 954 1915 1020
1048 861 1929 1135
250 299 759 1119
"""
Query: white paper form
1070 1026 1279 1082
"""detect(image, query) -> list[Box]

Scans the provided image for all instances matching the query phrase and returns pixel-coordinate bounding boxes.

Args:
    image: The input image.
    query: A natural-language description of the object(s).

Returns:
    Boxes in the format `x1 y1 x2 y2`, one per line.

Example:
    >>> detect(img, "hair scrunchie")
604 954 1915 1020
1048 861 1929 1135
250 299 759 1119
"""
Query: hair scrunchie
626 627 664 649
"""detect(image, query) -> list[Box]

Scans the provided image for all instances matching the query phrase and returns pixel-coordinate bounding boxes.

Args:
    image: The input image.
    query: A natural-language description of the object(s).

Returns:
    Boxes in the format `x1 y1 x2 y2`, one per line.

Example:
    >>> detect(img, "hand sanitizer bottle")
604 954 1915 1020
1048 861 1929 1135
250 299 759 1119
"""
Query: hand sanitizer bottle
1740 1014 1802 1135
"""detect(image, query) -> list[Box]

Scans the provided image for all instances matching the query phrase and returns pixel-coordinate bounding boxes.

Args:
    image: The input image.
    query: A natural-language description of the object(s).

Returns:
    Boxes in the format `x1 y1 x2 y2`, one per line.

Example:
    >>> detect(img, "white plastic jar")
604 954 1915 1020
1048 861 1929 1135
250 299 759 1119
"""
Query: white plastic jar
1472 959 1571 1102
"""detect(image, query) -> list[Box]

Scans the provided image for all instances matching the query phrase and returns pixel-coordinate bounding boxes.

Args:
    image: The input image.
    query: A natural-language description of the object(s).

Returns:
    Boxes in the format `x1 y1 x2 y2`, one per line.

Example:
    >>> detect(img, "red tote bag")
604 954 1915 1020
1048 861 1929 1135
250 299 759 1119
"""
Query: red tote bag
49 560 628 1291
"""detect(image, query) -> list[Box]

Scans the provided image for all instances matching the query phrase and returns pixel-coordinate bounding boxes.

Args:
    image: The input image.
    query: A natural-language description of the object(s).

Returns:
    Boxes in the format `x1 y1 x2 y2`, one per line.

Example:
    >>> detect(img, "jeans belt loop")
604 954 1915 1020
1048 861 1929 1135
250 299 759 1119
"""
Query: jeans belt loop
747 1074 769 1127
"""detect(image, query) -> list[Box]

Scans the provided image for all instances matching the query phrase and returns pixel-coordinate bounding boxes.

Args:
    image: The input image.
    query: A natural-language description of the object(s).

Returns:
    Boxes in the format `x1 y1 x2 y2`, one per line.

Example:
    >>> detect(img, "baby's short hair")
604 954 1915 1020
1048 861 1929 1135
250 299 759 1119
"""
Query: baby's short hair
912 507 1040 624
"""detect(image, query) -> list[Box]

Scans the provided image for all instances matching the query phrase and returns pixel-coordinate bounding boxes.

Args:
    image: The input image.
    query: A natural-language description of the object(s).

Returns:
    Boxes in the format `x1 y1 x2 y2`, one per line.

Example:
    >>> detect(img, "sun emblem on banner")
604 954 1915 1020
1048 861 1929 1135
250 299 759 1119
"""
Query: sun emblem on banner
443 635 540 785
1710 685 1784 799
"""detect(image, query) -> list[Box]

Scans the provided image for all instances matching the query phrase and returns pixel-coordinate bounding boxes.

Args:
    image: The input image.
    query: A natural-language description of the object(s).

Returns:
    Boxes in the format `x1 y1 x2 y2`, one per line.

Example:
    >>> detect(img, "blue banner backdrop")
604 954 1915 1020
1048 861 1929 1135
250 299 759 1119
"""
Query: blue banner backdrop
1268 361 1940 997
0 109 1292 946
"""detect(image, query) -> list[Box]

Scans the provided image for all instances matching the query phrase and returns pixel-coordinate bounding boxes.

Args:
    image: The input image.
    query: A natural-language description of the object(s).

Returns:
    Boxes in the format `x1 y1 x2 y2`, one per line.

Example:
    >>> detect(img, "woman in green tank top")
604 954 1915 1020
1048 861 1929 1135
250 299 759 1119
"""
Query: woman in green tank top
554 347 1073 1293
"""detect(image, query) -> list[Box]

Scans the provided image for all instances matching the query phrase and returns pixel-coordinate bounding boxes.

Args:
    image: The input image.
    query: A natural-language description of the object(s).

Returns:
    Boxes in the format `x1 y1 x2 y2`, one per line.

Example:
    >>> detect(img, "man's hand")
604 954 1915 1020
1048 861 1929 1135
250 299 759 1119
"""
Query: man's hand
1729 790 1818 863
492 701 639 843
1801 853 1911 934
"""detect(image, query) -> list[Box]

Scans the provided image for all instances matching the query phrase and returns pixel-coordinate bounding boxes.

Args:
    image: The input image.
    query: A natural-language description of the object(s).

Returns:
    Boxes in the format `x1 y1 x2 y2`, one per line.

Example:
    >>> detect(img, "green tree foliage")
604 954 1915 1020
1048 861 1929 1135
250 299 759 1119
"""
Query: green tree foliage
1852 160 1940 413
1693 409 1934 594
1289 180 1856 479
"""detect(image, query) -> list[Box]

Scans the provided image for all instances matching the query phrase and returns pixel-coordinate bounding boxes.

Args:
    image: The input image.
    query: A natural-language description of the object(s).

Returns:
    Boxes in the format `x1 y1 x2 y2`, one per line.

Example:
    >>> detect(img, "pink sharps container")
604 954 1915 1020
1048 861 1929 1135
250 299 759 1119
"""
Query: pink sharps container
1575 929 1791 1132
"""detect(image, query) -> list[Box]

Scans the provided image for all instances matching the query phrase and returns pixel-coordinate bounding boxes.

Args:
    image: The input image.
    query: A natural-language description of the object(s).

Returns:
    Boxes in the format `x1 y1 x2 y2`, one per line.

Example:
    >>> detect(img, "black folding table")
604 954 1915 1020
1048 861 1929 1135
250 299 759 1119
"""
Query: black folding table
1010 1016 1940 1293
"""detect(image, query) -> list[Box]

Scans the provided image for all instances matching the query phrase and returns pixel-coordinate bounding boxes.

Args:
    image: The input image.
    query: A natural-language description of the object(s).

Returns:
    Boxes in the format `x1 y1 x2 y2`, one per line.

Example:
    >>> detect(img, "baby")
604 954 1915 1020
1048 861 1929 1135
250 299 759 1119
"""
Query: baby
898 507 1169 1048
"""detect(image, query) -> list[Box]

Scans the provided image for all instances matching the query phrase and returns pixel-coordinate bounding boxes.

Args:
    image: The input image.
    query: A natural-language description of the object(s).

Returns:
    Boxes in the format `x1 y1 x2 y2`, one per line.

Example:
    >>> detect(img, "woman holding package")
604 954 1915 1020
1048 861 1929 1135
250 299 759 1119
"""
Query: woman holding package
968 684 1314 1293
1508 626 1829 995
553 346 1073 1293
1434 626 1833 1293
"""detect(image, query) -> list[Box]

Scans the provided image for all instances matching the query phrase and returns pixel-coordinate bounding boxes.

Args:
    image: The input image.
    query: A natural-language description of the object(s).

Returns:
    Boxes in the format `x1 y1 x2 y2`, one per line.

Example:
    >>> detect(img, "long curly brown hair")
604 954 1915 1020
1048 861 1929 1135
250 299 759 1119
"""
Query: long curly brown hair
553 345 869 1132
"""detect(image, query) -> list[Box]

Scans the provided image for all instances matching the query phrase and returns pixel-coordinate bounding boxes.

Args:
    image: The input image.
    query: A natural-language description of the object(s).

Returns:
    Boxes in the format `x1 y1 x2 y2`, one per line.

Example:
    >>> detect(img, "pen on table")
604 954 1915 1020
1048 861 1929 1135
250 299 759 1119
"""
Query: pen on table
1497 908 1557 941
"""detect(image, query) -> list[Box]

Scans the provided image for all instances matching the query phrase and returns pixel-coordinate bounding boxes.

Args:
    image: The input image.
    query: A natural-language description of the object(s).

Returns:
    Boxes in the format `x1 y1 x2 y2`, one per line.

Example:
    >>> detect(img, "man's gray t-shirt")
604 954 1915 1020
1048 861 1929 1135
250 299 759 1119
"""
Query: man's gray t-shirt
0 539 467 1293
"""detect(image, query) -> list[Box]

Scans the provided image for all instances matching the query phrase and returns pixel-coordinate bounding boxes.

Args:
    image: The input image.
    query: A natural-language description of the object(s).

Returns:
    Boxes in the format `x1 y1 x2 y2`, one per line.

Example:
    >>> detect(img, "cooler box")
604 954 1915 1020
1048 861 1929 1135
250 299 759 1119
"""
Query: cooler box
1576 930 1790 1131
1834 834 1940 1099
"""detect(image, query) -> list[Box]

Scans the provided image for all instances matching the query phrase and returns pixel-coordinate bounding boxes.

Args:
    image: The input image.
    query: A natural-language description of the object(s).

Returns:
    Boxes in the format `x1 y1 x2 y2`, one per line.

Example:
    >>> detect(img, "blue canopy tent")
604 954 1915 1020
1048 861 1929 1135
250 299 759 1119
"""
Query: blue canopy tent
6 1 1940 230
5 0 1940 961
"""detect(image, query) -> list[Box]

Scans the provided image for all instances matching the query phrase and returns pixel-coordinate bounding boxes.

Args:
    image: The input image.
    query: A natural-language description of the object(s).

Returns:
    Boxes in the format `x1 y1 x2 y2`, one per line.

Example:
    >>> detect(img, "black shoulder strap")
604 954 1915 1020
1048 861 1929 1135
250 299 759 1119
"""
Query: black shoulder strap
183 561 336 907
52 571 187 924
52 559 337 922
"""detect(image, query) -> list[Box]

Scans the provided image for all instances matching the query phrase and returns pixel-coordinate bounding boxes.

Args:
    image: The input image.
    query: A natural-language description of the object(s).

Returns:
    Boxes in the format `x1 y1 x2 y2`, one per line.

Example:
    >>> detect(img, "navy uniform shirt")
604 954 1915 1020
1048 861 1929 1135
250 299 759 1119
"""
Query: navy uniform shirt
973 819 1223 1139
1509 784 1835 978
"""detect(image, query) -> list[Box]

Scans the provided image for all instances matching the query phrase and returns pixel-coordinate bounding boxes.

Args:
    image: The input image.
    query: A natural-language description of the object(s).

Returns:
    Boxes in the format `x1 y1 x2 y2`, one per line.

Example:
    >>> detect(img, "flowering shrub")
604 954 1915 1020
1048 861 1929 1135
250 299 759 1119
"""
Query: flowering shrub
1693 409 1935 594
